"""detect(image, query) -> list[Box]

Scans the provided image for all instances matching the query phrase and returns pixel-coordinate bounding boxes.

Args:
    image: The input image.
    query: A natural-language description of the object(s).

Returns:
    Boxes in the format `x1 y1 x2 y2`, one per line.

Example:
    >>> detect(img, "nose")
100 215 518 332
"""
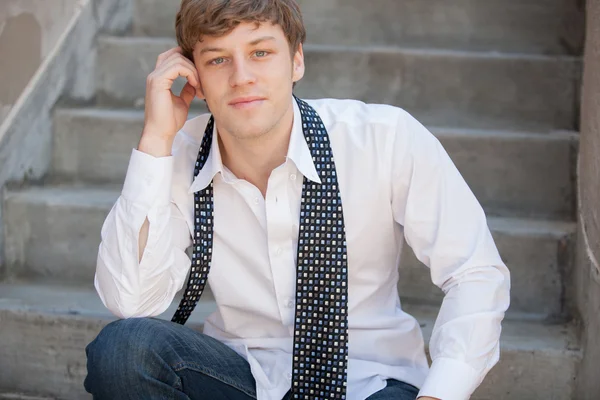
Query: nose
229 57 256 88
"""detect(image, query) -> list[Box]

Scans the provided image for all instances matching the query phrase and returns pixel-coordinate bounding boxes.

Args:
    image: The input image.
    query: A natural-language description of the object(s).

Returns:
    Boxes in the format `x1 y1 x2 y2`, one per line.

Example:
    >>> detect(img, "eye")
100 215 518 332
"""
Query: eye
255 50 268 57
210 57 225 65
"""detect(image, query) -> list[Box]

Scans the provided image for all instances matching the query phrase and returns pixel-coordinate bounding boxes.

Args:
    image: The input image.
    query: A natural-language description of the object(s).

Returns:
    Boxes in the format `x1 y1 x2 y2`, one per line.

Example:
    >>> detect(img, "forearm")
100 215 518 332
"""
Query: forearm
95 148 191 318
138 131 175 158
96 198 179 318
135 133 174 261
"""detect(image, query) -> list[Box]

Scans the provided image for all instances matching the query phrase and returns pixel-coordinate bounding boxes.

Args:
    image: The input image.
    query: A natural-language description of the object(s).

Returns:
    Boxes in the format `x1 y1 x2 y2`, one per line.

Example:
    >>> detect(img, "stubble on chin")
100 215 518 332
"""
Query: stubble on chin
228 122 274 141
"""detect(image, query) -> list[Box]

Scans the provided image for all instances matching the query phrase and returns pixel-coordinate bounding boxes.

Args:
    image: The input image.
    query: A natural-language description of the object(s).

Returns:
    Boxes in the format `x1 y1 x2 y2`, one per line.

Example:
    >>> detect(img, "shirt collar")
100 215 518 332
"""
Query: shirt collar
286 97 322 184
188 97 321 194
188 121 223 194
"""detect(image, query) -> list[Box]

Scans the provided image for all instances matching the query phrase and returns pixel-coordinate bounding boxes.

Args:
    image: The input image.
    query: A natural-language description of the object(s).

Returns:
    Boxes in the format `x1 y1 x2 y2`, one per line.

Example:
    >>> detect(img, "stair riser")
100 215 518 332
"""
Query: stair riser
3 189 572 317
96 38 580 131
0 309 577 399
298 49 579 131
0 310 108 399
400 229 574 317
132 0 577 55
3 193 115 285
53 109 576 219
437 133 576 220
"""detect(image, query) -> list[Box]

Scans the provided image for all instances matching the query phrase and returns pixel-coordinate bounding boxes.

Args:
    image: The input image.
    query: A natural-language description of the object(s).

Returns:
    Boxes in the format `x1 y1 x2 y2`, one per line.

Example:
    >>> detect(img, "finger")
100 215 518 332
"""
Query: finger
155 46 183 69
157 58 201 89
179 82 196 107
155 60 201 90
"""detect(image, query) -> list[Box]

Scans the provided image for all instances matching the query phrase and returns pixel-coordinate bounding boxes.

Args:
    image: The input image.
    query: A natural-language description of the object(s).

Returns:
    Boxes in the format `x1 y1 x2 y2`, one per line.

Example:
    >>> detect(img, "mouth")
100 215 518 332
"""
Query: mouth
228 96 266 110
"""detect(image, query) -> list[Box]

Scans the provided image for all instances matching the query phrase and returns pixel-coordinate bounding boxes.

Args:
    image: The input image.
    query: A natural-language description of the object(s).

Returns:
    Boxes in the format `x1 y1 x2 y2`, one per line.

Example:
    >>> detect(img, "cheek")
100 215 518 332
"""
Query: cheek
197 72 222 102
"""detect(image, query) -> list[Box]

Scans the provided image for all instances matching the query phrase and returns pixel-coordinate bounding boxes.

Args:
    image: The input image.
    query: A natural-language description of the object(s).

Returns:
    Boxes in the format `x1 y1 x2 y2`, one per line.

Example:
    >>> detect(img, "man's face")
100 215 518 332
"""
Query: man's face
192 21 305 140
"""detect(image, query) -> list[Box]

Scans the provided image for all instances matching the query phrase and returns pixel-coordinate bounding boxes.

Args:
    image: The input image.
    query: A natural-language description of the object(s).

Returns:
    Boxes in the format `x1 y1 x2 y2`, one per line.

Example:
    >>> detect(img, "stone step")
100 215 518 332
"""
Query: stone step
131 0 579 55
3 184 576 317
96 36 581 131
399 216 576 318
53 107 577 220
0 281 580 399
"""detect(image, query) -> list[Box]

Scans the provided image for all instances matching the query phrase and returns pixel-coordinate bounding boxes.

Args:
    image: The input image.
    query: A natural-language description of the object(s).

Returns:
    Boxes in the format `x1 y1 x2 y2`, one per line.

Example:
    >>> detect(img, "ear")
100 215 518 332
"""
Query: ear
292 43 305 83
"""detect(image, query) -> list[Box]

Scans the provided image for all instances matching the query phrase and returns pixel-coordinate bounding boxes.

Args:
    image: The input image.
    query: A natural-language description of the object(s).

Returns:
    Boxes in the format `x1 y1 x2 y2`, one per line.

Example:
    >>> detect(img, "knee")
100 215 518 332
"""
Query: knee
85 317 168 381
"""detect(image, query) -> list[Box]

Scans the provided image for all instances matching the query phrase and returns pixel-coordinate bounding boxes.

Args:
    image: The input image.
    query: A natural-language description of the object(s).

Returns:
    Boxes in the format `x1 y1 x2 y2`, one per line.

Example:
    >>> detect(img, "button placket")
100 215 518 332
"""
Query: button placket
265 166 296 326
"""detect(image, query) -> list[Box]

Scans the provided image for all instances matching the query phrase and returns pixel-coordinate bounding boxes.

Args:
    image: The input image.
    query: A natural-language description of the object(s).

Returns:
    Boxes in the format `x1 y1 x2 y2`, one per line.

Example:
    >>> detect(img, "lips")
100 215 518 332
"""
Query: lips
228 96 266 107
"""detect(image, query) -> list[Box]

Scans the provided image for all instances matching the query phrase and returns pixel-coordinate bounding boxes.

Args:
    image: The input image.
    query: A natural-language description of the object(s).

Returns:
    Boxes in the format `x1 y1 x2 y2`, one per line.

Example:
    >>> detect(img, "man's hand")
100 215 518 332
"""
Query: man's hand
139 46 205 157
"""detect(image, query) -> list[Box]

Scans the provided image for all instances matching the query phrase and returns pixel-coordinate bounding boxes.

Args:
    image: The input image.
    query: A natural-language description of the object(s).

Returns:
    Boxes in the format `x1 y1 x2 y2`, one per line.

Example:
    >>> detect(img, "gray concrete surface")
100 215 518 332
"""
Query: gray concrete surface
3 184 121 284
0 0 588 397
96 36 581 131
573 0 600 398
400 217 576 318
133 0 582 55
0 0 80 126
2 184 574 318
0 0 130 271
0 281 581 399
0 394 55 400
52 108 578 219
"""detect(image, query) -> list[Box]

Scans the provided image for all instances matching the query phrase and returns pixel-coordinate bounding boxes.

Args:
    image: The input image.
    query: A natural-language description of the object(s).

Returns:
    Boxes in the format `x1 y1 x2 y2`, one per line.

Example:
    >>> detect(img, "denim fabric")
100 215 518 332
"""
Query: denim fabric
84 318 419 400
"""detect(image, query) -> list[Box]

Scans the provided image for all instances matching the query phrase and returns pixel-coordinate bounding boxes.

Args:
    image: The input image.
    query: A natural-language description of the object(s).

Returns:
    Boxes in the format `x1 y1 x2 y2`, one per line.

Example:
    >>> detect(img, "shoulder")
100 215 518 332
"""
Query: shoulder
302 98 423 158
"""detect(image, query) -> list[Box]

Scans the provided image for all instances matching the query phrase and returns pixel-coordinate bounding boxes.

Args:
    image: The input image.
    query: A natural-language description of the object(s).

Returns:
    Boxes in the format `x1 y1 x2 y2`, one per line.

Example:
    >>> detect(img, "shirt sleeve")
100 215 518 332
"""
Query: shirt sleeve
94 145 192 319
390 110 511 400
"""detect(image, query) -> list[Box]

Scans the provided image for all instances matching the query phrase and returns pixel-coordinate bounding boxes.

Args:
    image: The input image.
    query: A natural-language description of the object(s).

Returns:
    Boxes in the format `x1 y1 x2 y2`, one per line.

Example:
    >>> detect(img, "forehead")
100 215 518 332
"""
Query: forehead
194 21 287 52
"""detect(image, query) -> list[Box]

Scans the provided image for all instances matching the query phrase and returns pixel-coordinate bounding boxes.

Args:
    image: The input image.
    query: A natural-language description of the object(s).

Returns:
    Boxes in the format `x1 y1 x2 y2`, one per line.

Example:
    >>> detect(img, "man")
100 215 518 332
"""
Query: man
84 0 510 399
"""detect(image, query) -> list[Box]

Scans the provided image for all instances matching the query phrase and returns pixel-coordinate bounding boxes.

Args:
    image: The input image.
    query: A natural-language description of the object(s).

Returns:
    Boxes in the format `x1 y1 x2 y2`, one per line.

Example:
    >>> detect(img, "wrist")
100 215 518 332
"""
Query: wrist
138 131 175 158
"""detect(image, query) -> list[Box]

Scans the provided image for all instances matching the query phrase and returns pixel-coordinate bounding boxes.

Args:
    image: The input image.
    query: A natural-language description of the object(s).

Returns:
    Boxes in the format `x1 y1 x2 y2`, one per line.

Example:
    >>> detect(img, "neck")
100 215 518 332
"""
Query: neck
217 100 294 197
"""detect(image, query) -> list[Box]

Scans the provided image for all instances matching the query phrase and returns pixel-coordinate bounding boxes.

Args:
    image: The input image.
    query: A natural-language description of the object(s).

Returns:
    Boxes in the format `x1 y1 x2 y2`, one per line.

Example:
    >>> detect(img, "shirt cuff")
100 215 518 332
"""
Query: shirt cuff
417 357 481 400
121 148 174 208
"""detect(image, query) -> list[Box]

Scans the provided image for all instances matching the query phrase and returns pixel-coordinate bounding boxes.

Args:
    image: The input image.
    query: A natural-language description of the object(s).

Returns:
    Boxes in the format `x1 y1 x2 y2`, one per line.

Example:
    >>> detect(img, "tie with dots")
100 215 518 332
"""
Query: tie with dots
171 96 349 399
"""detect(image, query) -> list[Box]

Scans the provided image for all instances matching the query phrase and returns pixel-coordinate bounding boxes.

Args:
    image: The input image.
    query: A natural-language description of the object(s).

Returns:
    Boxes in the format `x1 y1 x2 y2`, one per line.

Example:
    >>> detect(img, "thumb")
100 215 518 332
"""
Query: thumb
180 82 196 108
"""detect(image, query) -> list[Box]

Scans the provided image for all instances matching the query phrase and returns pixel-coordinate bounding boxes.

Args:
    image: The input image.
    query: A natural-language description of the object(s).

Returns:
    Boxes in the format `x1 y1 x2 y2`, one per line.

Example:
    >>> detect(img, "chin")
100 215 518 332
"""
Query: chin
228 122 271 140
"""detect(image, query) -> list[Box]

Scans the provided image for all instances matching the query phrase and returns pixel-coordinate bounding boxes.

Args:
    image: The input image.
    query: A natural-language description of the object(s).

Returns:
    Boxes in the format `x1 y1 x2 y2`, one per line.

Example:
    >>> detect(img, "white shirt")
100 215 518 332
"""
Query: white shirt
95 97 510 400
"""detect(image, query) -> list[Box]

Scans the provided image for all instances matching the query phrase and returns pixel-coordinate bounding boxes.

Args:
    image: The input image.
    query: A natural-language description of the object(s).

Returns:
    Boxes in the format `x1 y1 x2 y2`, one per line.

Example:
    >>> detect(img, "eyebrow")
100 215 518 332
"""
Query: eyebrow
198 36 277 55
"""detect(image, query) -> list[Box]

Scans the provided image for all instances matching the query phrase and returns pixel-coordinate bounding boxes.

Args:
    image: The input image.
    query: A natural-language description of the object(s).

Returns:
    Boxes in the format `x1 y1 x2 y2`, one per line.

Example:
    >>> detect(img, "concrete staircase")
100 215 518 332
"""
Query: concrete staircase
0 0 583 398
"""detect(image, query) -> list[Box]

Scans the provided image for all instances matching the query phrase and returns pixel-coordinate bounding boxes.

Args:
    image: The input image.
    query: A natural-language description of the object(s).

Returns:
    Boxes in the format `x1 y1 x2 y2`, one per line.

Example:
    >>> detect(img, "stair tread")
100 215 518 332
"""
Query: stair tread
0 279 580 354
56 106 582 139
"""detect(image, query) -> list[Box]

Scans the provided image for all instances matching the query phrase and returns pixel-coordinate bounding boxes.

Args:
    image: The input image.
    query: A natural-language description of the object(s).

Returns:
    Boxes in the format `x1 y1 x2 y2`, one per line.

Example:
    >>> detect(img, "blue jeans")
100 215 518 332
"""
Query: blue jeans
84 318 419 399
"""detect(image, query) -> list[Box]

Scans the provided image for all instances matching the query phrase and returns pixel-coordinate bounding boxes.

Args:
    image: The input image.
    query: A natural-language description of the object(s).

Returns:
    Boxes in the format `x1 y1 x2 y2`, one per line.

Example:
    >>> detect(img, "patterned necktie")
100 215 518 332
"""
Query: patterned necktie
172 96 349 399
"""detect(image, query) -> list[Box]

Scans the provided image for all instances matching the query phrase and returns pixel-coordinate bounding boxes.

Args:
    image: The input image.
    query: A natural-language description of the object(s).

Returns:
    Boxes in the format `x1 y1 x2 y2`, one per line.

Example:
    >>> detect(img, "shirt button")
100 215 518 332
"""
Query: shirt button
276 248 282 255
290 174 297 181
285 298 294 308
253 197 259 205
287 372 293 380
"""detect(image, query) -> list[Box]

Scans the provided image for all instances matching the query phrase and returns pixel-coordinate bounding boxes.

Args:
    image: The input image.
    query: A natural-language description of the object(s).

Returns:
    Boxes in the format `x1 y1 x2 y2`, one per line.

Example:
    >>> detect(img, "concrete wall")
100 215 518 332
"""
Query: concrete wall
0 0 131 272
575 0 600 397
0 0 82 126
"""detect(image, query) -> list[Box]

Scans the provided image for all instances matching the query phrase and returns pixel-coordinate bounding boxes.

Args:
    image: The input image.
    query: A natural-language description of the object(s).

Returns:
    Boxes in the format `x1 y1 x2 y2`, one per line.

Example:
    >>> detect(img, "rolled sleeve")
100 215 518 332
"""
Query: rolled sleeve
418 358 482 400
122 148 174 208
95 145 192 319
